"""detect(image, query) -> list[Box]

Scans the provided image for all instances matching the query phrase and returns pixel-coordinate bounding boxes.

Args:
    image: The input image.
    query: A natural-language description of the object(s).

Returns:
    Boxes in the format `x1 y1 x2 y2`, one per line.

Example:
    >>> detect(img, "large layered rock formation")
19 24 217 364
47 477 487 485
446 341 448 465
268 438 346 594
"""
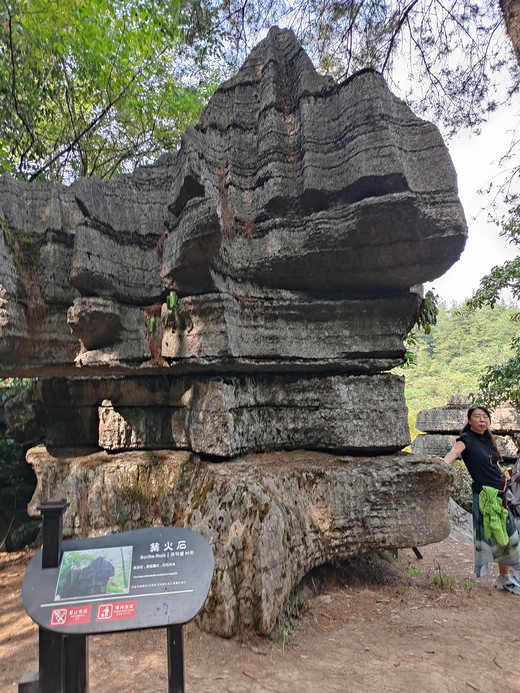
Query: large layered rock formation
0 28 466 379
0 28 466 635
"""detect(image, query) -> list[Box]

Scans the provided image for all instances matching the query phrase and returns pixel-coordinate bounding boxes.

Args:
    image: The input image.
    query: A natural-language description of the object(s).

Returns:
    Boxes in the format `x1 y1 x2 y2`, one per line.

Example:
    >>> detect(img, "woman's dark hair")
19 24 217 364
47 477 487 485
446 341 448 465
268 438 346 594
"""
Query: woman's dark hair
461 405 502 462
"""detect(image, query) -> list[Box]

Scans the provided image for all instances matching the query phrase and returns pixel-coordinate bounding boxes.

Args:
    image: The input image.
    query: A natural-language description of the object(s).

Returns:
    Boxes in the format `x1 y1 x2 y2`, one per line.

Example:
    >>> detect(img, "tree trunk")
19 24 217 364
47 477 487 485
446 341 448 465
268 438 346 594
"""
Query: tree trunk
500 0 520 67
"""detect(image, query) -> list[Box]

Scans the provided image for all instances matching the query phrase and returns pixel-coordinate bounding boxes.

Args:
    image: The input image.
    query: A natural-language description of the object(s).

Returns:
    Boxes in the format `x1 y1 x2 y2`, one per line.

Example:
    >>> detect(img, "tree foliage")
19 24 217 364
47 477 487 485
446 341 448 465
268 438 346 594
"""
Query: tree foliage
475 335 520 408
0 0 221 182
400 301 519 426
0 0 518 406
414 289 439 335
461 205 520 408
465 205 520 310
2 1 519 183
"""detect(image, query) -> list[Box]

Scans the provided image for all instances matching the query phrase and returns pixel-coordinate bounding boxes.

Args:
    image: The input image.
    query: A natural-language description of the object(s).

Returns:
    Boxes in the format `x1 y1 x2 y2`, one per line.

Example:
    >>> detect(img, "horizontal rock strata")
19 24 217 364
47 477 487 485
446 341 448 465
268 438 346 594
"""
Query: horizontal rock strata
97 373 410 456
412 432 518 460
61 291 421 375
24 373 409 456
0 29 466 377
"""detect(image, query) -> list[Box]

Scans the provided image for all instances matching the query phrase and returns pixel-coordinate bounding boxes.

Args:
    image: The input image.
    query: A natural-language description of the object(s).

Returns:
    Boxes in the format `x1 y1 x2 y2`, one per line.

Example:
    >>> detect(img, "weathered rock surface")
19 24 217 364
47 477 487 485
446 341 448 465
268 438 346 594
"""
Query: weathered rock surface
26 446 452 637
159 292 420 372
0 29 466 377
23 373 408 455
164 33 466 296
63 291 421 374
0 27 468 635
412 432 519 460
412 395 520 461
98 372 410 456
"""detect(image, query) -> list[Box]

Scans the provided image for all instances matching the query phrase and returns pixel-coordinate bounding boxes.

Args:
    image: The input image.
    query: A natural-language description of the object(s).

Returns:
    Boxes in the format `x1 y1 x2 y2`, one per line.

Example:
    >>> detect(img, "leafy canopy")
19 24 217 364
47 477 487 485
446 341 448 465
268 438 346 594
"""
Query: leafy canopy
2 1 520 183
465 205 520 311
0 0 518 407
0 0 221 181
399 300 519 434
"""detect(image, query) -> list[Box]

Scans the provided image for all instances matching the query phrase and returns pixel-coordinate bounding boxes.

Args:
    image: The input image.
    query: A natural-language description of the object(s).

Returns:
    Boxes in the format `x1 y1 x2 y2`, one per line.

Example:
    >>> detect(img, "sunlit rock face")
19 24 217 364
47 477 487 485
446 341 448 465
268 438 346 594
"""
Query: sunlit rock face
0 27 466 636
0 28 466 377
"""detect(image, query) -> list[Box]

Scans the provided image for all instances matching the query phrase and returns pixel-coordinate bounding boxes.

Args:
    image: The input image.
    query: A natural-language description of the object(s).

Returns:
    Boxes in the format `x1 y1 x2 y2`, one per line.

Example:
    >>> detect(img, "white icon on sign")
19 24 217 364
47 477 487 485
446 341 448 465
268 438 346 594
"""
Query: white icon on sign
176 541 187 550
51 608 67 626
97 604 113 620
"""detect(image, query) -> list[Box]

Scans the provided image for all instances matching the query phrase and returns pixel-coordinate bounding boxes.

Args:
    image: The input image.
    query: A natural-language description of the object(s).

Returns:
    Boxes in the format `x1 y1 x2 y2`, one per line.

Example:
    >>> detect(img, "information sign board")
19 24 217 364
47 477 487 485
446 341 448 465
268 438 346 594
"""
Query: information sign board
22 526 214 635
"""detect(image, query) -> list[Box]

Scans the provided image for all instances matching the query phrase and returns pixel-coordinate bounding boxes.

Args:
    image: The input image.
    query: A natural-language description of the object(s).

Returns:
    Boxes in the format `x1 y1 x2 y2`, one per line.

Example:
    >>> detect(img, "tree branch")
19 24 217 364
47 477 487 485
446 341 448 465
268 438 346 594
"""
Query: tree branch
27 44 168 182
382 0 420 74
3 0 36 169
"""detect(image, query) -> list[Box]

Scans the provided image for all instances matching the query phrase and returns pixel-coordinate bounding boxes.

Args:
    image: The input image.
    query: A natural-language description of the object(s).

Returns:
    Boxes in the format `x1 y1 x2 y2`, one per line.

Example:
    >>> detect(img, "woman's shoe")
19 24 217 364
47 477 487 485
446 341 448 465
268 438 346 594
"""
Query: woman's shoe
494 574 520 595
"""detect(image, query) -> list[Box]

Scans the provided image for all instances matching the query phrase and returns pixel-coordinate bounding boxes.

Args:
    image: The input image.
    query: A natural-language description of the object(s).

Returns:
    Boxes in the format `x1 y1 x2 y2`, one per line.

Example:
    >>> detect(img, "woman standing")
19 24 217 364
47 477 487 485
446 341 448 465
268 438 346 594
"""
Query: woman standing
443 405 520 594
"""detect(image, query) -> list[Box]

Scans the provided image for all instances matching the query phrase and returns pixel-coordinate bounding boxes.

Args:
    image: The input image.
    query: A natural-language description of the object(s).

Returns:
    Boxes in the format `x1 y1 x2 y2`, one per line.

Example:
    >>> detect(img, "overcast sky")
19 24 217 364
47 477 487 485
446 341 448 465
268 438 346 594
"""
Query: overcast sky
424 96 519 306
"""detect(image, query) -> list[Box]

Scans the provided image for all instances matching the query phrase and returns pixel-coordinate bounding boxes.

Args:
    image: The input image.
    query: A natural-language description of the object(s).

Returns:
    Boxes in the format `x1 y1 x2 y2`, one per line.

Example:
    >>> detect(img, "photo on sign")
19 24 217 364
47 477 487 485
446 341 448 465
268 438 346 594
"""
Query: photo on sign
55 546 133 601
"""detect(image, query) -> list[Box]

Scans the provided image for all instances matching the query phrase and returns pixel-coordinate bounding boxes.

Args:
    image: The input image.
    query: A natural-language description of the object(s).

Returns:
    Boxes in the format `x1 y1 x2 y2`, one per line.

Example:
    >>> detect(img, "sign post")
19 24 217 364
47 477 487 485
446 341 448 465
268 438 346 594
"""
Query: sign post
167 624 185 693
37 499 89 693
20 503 214 693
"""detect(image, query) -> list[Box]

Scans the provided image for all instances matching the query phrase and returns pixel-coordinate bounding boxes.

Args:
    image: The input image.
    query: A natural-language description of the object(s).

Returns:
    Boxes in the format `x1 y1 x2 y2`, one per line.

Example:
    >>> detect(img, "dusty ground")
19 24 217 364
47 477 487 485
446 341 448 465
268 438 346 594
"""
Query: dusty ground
2 536 520 693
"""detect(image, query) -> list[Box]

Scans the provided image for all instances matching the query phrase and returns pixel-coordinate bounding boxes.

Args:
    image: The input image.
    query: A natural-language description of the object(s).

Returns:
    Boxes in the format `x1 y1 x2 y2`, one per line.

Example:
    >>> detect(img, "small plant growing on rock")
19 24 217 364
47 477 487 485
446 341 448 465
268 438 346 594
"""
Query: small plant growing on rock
2 224 46 322
463 578 475 596
270 584 314 647
143 303 167 367
406 566 423 576
146 315 158 335
144 303 161 336
165 290 178 326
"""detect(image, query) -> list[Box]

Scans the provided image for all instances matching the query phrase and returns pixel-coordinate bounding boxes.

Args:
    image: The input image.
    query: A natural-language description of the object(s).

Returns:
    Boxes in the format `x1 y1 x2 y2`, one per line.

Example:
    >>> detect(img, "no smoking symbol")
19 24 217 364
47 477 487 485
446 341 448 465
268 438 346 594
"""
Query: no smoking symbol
51 608 67 626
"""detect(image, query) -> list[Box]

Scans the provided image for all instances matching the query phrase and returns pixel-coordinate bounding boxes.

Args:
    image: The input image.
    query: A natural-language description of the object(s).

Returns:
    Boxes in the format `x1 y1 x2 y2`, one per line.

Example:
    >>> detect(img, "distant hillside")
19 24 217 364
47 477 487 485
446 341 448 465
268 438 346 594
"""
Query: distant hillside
398 301 519 437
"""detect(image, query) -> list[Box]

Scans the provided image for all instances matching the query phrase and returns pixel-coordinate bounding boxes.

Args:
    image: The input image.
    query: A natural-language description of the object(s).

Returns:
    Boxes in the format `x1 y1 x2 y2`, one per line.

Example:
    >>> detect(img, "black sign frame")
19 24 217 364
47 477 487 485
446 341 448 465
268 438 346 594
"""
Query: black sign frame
23 526 214 635
19 502 214 693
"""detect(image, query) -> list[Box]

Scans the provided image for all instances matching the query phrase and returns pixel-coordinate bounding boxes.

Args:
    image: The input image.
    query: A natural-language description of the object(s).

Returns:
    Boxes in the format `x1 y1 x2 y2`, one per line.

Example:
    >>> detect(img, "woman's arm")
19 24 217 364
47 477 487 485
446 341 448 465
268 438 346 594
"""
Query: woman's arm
443 440 466 465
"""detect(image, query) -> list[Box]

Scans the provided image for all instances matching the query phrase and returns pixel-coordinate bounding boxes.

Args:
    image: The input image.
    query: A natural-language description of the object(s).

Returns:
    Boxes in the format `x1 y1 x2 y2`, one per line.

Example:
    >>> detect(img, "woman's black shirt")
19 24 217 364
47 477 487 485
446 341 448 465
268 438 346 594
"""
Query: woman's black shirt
456 430 505 493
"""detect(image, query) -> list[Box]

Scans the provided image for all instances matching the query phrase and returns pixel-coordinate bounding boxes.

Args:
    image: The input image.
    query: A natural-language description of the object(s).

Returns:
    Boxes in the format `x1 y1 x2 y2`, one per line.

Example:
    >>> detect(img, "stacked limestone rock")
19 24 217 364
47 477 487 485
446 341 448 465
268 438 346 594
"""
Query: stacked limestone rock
413 395 520 461
0 28 466 636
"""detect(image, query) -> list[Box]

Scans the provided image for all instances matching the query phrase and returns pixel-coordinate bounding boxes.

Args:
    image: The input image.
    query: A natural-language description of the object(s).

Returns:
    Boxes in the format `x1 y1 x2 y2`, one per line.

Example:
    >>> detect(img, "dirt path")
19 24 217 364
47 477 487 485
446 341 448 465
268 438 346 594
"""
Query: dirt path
2 537 520 692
